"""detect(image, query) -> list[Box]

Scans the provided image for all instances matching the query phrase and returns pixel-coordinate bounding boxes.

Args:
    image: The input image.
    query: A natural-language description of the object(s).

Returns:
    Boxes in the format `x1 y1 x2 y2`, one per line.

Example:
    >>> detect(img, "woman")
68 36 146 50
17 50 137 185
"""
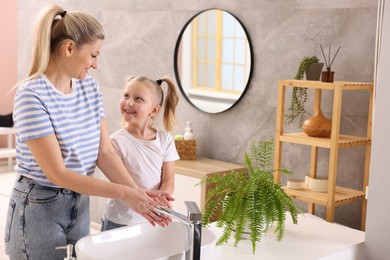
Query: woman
4 5 170 260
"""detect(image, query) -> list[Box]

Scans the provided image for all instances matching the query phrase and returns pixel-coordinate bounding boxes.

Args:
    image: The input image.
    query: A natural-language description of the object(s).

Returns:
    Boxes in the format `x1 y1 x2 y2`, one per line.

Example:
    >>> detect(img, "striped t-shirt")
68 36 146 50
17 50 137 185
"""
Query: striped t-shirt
13 74 105 187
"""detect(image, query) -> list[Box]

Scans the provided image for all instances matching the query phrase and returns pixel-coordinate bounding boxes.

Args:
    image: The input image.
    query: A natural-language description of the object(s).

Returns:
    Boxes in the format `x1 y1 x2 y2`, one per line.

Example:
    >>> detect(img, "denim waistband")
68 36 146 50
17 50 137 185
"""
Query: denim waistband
18 175 76 194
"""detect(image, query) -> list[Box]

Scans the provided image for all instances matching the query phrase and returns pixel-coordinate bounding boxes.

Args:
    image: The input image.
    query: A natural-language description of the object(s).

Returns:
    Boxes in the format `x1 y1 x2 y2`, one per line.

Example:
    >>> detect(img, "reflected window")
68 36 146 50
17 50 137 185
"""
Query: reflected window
192 10 250 94
174 9 253 113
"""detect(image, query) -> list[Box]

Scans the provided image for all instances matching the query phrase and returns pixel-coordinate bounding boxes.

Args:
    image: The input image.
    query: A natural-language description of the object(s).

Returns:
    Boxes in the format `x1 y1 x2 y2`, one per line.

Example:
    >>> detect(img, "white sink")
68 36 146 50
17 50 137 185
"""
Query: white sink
75 221 217 260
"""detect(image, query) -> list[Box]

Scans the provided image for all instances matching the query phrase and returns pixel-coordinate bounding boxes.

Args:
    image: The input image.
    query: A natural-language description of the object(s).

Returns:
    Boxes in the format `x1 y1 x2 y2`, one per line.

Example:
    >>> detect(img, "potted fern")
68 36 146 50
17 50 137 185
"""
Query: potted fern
201 139 301 254
285 55 323 125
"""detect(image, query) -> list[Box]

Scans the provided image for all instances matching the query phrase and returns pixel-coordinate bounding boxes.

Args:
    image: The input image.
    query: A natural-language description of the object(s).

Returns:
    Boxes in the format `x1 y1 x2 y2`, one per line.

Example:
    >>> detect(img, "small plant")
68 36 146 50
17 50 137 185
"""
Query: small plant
201 139 301 254
285 55 319 125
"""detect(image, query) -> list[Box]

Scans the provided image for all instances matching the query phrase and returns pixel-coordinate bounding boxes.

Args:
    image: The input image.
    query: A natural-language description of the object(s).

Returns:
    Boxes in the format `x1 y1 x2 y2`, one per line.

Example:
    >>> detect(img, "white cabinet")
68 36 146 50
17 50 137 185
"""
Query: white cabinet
171 174 201 214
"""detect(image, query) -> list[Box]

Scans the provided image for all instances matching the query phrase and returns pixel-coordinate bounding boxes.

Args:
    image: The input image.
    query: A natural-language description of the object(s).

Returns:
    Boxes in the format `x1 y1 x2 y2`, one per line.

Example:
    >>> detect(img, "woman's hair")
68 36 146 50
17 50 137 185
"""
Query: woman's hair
125 76 179 132
22 5 105 85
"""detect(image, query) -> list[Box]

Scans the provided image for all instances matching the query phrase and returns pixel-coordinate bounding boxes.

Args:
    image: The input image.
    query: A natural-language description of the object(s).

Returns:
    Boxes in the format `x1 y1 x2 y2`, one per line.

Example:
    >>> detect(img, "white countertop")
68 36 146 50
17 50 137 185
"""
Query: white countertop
206 213 365 260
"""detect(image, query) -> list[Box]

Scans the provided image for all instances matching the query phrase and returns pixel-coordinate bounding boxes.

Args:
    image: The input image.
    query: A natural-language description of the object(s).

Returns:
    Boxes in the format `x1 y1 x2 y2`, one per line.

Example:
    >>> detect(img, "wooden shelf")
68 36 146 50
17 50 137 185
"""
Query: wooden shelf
175 157 245 179
280 133 371 148
283 186 365 206
274 80 373 230
280 80 374 90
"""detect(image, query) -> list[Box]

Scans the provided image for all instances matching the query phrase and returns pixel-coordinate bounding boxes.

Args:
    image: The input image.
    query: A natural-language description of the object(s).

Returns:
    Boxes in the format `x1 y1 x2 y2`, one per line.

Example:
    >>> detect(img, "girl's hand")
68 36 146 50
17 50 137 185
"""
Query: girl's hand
124 188 171 227
149 190 174 208
149 191 175 226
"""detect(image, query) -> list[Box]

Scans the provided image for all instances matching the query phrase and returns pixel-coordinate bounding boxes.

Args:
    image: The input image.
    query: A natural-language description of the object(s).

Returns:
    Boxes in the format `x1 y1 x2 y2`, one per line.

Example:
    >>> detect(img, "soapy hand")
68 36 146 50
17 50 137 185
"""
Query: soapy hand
152 190 174 208
126 188 172 227
150 191 174 226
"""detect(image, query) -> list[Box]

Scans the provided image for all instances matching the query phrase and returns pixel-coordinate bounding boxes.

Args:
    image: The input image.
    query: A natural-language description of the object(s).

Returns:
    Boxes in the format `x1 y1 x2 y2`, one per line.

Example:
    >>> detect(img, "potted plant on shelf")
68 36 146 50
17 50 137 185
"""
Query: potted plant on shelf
201 139 301 254
285 55 323 125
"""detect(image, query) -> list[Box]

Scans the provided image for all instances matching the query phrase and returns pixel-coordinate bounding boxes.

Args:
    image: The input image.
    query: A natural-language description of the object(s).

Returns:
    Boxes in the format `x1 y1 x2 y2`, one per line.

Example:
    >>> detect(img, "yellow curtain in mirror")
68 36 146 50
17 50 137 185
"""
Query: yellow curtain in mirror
192 10 250 94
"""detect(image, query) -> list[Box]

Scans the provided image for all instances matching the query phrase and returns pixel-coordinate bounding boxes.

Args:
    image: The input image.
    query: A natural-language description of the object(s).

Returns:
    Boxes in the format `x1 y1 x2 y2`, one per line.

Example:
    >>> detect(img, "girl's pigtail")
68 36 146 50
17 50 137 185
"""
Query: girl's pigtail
160 77 179 132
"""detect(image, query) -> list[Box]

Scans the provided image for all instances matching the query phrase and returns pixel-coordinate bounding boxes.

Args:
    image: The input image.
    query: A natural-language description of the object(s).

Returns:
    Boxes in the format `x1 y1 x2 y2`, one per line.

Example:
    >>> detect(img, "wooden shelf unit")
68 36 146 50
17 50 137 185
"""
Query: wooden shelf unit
273 80 374 230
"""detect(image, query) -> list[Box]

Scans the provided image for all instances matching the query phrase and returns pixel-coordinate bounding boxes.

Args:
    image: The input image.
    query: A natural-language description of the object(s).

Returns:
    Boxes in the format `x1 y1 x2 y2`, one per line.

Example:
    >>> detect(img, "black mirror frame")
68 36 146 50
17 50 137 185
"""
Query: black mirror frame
174 8 254 114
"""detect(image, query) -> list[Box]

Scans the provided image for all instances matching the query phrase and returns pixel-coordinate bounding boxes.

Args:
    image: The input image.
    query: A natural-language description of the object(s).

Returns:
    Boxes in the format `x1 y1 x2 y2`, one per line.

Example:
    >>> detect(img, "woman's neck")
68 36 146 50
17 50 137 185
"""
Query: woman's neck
45 63 72 94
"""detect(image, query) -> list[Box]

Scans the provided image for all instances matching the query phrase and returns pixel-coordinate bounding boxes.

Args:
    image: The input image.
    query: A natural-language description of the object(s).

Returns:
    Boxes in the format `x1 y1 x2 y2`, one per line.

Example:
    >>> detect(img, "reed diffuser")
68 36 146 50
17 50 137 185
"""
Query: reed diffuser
320 45 341 82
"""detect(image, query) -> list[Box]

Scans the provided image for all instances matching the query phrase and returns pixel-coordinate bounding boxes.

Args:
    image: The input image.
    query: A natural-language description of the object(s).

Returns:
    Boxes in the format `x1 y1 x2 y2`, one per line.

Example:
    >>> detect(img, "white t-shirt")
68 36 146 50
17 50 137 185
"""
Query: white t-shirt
104 127 180 225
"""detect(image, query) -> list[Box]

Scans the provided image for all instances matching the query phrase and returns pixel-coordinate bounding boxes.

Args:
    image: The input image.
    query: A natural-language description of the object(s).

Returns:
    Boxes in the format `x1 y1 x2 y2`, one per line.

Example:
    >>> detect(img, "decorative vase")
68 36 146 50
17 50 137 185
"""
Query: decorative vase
321 70 335 83
305 62 324 80
302 109 332 137
236 222 252 240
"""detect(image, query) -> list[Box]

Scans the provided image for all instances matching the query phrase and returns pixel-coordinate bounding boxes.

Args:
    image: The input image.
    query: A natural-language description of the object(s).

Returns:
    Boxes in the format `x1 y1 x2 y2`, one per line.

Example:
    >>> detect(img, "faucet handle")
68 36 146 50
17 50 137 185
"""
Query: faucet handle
184 201 202 222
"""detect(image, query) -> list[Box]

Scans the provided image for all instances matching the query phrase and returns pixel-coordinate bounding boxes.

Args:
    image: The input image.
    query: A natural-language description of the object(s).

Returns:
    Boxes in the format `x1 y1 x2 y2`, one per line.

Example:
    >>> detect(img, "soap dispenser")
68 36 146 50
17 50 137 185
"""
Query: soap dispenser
184 121 194 140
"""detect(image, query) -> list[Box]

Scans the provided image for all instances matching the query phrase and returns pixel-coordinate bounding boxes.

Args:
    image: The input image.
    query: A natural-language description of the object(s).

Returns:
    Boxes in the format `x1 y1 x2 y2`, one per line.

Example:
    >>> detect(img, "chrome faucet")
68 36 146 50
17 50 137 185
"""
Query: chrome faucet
155 201 202 260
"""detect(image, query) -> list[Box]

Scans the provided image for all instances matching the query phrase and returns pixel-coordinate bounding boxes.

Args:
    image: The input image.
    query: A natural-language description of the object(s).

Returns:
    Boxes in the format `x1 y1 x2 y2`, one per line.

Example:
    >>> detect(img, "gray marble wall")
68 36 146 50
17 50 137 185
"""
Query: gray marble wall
18 0 377 229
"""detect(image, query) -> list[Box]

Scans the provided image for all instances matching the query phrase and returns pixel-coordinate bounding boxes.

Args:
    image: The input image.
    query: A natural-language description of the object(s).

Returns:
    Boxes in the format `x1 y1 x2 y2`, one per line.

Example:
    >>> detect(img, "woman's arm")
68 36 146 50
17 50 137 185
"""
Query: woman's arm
25 131 166 226
96 120 139 188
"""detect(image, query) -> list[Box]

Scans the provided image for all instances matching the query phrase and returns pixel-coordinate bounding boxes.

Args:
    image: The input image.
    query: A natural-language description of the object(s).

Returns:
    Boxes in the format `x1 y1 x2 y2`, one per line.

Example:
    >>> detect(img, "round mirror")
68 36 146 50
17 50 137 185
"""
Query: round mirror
174 9 253 113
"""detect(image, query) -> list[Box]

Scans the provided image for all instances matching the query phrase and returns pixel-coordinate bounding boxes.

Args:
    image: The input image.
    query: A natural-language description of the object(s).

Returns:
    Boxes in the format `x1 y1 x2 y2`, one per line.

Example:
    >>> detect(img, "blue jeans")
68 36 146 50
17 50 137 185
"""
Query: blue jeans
101 216 126 231
4 175 90 260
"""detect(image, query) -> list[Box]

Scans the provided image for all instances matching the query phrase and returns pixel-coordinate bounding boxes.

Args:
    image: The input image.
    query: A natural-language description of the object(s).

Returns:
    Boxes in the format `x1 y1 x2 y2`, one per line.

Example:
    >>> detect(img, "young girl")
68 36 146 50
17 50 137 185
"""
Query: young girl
102 75 180 230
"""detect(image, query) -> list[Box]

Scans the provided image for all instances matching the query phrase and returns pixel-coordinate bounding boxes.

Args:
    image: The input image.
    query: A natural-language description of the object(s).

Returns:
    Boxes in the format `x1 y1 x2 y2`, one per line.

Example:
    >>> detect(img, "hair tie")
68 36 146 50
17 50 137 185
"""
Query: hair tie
156 79 163 86
61 11 67 18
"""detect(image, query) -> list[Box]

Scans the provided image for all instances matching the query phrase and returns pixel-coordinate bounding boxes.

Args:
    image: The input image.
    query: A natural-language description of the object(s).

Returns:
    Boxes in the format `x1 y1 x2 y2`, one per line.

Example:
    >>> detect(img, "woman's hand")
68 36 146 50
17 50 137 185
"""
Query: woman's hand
124 188 172 227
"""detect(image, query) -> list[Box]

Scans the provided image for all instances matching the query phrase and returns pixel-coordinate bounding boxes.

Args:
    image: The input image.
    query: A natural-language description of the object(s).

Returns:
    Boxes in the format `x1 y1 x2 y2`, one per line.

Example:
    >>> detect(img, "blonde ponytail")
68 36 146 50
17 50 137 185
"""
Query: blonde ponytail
15 5 104 88
28 5 63 79
160 77 179 132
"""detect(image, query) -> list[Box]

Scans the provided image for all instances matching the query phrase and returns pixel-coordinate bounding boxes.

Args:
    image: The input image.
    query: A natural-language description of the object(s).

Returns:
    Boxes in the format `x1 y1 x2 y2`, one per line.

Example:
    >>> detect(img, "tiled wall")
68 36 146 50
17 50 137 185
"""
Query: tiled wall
18 0 377 229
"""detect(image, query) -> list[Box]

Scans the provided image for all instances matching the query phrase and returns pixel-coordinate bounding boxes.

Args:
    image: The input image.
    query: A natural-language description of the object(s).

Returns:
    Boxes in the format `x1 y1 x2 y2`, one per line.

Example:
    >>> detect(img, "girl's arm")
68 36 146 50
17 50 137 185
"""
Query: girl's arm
159 161 176 195
155 161 176 209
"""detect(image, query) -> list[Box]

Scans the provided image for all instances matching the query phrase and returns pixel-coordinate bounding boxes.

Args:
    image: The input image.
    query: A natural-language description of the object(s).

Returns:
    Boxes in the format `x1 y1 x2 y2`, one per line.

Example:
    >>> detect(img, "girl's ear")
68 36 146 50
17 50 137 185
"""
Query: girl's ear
150 105 161 118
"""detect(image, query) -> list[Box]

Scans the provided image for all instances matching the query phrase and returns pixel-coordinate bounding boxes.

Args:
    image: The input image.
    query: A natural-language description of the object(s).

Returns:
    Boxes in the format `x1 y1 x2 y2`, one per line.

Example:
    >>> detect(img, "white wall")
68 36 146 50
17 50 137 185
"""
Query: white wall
365 1 390 259
0 1 17 114
0 1 17 148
